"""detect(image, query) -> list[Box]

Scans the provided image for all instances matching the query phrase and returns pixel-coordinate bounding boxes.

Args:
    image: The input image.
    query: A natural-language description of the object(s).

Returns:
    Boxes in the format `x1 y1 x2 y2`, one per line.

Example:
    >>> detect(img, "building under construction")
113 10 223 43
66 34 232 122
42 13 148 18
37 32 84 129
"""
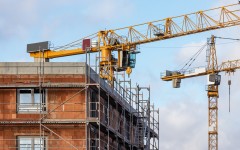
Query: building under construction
0 61 159 150
2 2 240 150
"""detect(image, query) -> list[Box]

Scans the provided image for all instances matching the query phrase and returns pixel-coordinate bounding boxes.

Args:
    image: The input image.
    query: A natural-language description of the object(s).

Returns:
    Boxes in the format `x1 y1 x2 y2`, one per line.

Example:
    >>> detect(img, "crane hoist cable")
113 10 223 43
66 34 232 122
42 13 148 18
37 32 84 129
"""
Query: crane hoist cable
215 37 240 41
216 36 240 113
228 75 231 113
178 36 240 73
53 32 98 50
178 43 207 72
142 40 240 49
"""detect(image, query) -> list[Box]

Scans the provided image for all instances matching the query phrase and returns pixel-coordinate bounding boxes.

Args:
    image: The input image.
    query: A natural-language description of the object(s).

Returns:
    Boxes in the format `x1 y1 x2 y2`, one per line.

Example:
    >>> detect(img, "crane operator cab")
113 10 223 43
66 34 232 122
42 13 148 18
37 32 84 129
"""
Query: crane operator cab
208 74 221 86
116 50 139 72
207 73 221 97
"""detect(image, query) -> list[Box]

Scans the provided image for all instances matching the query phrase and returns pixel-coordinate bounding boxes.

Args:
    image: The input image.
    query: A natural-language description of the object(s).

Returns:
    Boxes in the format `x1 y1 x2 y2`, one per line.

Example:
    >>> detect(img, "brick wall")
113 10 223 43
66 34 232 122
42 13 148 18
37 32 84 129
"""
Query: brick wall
0 75 86 121
0 125 86 150
0 74 87 149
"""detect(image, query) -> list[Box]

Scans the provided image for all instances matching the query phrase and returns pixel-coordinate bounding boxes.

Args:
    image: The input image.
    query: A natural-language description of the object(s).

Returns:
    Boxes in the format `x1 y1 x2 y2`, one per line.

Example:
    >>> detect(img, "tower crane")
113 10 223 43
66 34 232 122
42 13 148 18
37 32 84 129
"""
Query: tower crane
24 2 240 150
27 3 240 87
161 35 240 150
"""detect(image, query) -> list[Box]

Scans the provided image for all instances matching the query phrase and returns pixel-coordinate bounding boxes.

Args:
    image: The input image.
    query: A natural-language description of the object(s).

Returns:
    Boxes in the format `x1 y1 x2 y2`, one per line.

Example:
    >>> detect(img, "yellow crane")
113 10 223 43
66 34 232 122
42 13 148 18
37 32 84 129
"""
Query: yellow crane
27 3 240 87
161 35 240 150
26 4 240 150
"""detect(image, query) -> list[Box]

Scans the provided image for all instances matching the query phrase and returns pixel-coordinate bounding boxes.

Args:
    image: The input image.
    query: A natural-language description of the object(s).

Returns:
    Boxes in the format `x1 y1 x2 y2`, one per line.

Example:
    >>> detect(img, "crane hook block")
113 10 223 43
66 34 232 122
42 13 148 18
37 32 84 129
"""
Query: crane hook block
126 67 132 76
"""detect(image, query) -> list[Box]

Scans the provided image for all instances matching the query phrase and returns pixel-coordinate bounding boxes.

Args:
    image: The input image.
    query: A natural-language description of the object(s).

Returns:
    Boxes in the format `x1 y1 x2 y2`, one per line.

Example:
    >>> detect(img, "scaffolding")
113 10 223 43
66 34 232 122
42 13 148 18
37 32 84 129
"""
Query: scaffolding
84 49 159 150
0 48 159 150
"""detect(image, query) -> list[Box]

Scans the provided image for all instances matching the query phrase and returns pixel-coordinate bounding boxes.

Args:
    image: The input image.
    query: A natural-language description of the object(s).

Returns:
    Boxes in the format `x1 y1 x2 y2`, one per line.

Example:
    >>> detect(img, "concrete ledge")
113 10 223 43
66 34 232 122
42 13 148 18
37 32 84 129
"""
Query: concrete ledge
0 62 86 75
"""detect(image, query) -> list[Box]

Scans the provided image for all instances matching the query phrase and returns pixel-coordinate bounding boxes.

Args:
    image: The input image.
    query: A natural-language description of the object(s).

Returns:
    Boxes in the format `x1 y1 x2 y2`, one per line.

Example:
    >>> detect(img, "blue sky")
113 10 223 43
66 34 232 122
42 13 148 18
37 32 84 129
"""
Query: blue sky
1 0 240 149
0 0 217 61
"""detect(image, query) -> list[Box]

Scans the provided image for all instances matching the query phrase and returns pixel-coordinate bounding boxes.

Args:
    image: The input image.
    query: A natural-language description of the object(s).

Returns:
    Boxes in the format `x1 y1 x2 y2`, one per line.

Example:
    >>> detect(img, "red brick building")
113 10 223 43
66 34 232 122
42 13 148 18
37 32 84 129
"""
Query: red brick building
0 62 159 150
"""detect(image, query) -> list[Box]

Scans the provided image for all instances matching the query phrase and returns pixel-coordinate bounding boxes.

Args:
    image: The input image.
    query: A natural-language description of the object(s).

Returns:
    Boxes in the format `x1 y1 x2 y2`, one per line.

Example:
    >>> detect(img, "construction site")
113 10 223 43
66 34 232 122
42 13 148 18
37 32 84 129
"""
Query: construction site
0 60 159 150
1 1 240 150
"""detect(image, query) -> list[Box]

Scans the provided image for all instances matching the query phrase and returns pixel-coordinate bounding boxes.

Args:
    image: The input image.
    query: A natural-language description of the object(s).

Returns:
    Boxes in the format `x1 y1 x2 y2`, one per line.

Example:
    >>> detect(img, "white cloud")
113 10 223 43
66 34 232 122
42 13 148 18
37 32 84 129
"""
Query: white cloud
0 0 39 40
214 0 239 6
0 0 135 45
159 98 207 150
175 41 207 69
80 0 134 26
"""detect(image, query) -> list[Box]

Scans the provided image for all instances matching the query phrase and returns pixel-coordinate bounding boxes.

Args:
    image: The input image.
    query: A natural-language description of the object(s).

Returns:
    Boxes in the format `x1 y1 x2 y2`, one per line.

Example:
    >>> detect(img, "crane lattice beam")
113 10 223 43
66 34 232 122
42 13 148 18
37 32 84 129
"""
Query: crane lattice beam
161 59 240 81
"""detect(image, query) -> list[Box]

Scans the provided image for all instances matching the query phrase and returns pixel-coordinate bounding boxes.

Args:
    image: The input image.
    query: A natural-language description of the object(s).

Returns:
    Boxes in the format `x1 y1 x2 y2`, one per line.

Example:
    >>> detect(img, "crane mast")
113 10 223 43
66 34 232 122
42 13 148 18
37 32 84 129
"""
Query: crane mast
206 36 219 150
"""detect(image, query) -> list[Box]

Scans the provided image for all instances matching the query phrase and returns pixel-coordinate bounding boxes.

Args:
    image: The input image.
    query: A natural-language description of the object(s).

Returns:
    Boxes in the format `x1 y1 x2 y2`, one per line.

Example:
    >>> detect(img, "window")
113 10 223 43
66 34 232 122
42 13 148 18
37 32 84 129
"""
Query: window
17 88 46 113
125 120 130 140
104 144 108 150
104 100 108 124
18 136 47 150
90 127 98 150
90 139 97 150
118 143 122 150
90 91 98 117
